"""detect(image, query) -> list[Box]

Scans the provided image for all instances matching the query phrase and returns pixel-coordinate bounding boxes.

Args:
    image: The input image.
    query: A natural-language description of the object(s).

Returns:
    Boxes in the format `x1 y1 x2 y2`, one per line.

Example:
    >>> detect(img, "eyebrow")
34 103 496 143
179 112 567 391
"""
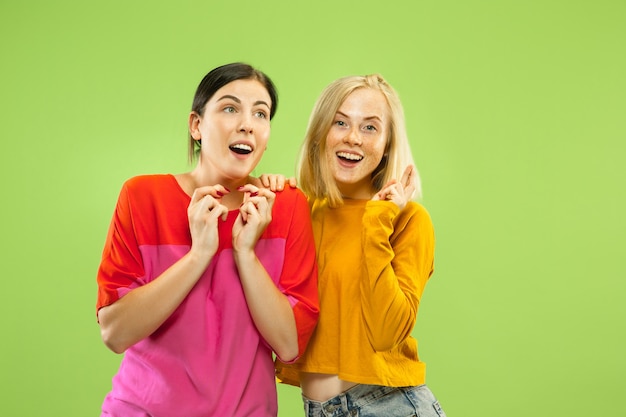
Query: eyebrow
336 110 382 122
217 94 271 109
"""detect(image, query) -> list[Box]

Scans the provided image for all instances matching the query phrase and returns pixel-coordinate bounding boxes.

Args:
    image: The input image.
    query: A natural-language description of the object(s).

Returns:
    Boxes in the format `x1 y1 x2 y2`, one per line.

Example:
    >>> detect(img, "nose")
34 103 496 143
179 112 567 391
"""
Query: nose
238 114 253 134
344 127 362 145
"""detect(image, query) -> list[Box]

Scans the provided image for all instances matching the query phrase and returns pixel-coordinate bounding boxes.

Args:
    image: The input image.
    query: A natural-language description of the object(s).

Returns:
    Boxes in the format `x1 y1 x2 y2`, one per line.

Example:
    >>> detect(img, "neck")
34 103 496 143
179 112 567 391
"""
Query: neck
177 165 261 211
337 183 375 200
189 158 255 189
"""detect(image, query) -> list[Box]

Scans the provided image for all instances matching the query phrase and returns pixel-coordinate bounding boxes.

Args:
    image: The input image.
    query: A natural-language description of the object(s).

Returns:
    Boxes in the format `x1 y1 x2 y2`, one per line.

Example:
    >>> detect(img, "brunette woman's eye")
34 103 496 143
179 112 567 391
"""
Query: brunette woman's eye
254 110 268 119
223 106 236 113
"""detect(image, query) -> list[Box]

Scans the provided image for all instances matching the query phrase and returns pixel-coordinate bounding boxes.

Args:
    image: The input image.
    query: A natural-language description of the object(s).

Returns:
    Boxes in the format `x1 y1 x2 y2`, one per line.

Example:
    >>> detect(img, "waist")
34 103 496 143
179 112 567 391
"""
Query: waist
300 372 358 402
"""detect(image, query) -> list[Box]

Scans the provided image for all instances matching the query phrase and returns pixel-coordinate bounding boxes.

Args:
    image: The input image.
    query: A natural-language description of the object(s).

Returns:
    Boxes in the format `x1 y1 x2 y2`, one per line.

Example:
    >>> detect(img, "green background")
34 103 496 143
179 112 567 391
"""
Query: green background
1 0 624 415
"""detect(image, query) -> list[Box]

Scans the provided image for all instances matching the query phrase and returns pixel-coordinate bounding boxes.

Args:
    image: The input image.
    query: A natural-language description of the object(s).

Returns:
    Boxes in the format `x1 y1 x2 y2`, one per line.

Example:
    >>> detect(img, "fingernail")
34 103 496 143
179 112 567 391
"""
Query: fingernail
237 186 244 191
224 187 231 192
250 192 258 197
216 191 225 196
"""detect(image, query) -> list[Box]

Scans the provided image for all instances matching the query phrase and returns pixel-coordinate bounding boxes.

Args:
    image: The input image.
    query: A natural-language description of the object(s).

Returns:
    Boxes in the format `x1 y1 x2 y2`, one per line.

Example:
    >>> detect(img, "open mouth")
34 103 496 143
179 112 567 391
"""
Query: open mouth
337 151 363 162
230 144 253 155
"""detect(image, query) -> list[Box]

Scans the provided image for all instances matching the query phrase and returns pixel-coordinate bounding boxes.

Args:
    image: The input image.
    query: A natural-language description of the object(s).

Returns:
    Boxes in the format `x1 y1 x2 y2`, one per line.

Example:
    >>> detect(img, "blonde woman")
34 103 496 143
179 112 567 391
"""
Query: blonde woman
266 74 446 416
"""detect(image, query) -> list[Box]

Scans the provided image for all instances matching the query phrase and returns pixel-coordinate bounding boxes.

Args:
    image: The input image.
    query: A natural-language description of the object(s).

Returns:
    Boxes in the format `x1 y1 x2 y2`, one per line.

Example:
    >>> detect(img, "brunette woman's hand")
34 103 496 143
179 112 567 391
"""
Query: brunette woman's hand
232 185 275 254
258 173 297 192
187 185 229 260
372 165 416 210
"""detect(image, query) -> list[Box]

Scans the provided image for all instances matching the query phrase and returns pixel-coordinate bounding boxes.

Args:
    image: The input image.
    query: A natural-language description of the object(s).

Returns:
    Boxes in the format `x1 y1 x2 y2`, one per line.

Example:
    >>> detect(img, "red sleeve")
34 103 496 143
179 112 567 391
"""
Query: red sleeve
96 180 145 315
276 188 319 362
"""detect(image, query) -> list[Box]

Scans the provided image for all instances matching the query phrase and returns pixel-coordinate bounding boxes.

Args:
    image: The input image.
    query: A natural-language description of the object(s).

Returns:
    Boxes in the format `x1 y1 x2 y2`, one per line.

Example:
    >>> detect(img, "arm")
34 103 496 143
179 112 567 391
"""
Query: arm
272 188 319 362
232 186 319 362
97 184 229 353
232 186 299 361
234 250 300 361
360 202 435 352
99 252 211 353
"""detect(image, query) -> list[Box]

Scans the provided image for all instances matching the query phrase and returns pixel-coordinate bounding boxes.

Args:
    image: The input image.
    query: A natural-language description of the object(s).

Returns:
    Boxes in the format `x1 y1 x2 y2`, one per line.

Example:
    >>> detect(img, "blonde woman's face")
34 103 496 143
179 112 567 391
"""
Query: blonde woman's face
324 88 389 199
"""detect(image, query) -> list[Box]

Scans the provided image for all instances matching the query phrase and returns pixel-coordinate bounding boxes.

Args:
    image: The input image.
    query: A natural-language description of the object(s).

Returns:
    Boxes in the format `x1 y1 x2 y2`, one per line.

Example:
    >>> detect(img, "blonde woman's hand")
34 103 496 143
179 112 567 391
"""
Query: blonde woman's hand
372 165 416 210
232 184 275 254
187 185 229 260
258 173 297 192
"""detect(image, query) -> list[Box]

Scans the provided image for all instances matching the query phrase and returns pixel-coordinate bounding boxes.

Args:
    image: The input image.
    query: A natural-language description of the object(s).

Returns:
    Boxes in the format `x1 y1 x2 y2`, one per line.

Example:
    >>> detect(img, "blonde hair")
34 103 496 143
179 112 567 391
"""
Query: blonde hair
297 74 421 207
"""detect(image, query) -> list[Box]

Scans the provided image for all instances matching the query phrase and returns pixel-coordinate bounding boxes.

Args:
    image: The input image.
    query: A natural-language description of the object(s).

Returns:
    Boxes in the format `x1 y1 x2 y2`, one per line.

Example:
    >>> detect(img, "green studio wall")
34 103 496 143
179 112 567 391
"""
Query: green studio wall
1 1 624 415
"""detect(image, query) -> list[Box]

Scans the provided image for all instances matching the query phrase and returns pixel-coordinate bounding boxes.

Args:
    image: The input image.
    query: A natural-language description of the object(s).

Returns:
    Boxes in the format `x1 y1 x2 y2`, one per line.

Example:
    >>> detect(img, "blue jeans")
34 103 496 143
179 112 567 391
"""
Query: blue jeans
302 384 446 417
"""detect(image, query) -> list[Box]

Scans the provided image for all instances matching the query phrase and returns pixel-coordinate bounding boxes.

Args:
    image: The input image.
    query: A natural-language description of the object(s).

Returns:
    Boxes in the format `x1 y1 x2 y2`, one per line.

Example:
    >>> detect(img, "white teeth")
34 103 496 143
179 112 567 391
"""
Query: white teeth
337 152 363 161
230 144 253 154
231 144 252 152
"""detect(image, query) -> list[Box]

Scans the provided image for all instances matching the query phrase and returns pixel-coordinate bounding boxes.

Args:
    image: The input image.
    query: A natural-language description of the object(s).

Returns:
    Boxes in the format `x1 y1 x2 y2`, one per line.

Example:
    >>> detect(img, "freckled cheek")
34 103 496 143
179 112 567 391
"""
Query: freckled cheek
325 133 342 152
367 138 387 156
324 142 336 162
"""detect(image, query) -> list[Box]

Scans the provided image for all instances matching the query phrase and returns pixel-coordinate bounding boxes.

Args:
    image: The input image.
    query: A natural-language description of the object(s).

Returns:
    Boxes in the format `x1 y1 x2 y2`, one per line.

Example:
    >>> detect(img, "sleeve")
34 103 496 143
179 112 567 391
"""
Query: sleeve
360 201 435 351
276 189 320 362
96 181 146 316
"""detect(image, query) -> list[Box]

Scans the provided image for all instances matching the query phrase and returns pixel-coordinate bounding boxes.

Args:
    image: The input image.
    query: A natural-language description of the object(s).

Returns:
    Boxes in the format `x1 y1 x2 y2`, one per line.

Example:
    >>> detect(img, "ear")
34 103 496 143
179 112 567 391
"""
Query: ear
188 111 202 140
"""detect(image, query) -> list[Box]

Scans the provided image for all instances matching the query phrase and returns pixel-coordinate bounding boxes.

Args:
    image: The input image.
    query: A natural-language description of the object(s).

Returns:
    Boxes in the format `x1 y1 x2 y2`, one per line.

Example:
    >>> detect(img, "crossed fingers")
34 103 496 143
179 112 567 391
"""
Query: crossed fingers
374 165 416 209
237 184 275 224
189 185 229 221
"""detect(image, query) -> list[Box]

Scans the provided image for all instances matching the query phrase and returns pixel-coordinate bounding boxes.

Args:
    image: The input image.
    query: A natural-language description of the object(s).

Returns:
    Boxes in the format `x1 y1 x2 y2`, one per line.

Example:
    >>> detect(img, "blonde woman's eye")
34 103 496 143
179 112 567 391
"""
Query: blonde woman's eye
335 120 346 127
365 125 377 131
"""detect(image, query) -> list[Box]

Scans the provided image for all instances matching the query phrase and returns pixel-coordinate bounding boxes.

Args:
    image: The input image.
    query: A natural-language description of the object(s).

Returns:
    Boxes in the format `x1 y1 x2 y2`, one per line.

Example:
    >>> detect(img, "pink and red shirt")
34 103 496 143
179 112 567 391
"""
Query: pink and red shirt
97 174 319 416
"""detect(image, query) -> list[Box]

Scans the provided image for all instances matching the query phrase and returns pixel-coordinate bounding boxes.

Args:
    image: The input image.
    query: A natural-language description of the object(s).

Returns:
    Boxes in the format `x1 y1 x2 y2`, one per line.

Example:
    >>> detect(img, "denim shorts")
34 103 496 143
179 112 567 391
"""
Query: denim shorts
302 384 446 417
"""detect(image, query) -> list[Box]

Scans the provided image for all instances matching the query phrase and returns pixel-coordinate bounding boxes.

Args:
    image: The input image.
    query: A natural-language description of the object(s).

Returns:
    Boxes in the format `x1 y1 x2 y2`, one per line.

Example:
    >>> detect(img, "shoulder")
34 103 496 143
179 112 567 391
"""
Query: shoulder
405 201 431 218
273 186 309 207
401 201 434 231
118 174 181 208
271 187 312 229
123 174 173 191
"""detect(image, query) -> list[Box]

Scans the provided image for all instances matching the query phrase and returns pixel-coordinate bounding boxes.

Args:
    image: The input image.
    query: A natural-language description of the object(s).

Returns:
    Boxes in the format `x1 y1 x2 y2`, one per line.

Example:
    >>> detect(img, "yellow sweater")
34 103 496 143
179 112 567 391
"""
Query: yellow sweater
276 198 435 387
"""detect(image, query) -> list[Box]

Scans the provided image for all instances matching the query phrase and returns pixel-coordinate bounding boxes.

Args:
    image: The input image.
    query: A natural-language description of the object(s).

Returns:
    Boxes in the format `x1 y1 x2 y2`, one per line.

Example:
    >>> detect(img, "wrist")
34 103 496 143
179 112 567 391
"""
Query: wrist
186 247 213 269
233 247 256 266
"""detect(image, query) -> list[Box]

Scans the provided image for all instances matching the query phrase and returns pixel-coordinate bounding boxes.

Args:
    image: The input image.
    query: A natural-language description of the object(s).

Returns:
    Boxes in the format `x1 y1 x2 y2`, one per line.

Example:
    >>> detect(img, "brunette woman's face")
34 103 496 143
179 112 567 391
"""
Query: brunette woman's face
190 79 272 182
324 88 389 199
